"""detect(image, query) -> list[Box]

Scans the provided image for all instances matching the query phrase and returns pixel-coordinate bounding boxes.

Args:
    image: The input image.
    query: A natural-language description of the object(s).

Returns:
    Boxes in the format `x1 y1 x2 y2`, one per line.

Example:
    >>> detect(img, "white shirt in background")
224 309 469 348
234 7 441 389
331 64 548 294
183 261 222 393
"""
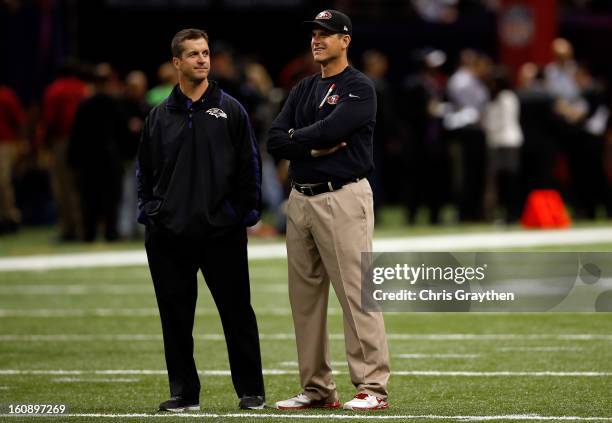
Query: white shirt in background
483 90 524 149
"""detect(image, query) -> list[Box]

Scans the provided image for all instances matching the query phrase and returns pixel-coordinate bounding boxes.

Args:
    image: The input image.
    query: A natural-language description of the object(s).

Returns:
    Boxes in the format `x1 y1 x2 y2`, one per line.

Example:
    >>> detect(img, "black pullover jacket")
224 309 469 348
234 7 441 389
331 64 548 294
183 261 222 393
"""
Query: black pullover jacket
267 66 376 183
137 82 261 237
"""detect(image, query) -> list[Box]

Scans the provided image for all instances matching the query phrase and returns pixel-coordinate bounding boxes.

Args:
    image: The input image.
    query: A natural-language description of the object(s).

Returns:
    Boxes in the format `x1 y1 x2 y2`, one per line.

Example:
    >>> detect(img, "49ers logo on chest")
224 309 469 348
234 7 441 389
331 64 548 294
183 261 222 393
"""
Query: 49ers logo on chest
327 95 340 105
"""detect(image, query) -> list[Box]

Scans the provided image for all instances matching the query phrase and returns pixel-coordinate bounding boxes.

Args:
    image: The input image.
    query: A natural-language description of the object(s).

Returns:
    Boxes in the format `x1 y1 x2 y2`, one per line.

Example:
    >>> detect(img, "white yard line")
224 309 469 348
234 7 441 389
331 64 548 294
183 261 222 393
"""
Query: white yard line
0 308 337 317
0 369 611 377
0 284 287 295
0 308 161 317
0 413 611 420
279 361 347 367
0 285 152 294
0 250 149 272
395 354 480 359
0 333 610 341
2 227 612 272
3 284 602 297
51 378 139 383
391 371 612 376
497 347 584 352
373 227 612 251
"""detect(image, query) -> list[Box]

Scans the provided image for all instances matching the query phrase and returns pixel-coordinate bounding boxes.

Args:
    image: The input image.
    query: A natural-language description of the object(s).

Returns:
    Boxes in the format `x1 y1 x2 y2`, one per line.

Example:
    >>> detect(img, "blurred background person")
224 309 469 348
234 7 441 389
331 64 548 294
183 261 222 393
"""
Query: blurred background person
0 84 26 234
399 48 449 224
545 38 581 104
516 63 562 197
210 43 241 95
146 62 177 108
362 49 395 219
482 66 524 223
544 38 592 215
277 50 319 92
566 63 612 218
209 42 259 111
118 70 150 239
67 63 129 242
444 49 490 222
244 61 286 235
411 0 459 24
37 62 89 241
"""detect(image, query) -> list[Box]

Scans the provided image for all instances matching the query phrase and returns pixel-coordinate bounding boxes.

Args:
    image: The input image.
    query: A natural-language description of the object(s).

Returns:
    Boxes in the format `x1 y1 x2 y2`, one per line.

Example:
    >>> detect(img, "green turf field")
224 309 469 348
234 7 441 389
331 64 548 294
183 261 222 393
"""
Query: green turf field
1 217 612 421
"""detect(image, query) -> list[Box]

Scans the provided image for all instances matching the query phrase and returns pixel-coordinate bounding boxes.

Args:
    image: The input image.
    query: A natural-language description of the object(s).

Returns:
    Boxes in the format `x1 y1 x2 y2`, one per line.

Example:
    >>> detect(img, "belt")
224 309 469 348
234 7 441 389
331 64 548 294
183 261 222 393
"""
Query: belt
292 177 362 196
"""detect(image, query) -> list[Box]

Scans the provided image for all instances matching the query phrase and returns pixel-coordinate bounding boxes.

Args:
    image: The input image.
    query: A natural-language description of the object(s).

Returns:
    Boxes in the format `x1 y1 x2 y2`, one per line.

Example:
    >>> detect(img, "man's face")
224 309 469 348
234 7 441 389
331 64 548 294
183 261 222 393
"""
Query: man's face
311 28 349 64
173 38 210 83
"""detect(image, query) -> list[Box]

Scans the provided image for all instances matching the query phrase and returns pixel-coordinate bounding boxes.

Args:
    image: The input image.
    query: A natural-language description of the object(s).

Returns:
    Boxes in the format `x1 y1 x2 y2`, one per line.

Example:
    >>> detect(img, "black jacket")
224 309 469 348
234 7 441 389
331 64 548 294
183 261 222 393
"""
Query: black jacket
137 82 261 236
267 66 376 183
68 93 130 178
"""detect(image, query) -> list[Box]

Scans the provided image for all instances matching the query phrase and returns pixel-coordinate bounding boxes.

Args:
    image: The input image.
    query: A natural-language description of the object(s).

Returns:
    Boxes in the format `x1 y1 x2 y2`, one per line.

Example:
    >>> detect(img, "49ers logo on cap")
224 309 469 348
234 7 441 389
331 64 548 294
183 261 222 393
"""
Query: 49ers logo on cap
316 10 332 20
327 95 339 105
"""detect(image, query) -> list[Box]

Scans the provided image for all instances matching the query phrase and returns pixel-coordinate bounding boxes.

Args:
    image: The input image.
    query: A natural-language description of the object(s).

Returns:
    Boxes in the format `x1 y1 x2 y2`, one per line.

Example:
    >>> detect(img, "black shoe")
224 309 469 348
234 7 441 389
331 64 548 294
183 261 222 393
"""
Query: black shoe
158 396 200 412
239 395 265 410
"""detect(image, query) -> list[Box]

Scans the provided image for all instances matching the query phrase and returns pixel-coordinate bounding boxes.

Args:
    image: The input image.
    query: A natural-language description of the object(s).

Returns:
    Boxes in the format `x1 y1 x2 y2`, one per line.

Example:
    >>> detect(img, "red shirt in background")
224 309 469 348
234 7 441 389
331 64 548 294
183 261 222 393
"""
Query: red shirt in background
38 76 88 144
0 85 26 143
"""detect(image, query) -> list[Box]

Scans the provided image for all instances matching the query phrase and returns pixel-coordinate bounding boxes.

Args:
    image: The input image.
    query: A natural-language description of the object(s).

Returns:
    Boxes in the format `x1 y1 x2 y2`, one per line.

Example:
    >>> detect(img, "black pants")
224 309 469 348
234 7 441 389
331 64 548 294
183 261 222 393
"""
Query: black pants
455 128 486 222
78 172 122 242
145 226 264 402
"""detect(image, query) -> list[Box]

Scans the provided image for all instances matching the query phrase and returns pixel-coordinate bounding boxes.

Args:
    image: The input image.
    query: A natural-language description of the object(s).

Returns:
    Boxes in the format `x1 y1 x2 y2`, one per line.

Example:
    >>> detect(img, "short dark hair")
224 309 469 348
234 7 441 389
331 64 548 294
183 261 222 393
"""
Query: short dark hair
171 29 209 58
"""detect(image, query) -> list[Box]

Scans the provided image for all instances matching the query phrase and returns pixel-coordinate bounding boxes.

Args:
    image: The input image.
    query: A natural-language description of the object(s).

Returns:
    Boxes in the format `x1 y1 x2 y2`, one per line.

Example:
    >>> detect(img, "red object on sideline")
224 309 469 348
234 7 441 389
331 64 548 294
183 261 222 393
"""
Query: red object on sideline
521 189 571 229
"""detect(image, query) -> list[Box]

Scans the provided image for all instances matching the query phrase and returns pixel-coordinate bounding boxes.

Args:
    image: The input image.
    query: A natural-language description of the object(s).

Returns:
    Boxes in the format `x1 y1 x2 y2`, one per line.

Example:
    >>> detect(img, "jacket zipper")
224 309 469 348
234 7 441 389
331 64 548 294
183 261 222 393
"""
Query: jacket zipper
187 99 193 129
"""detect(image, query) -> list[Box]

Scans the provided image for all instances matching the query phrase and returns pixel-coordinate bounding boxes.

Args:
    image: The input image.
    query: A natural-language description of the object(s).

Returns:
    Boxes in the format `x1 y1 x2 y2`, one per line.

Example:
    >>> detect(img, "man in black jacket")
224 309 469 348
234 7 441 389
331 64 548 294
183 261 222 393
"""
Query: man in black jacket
268 10 390 411
137 28 265 412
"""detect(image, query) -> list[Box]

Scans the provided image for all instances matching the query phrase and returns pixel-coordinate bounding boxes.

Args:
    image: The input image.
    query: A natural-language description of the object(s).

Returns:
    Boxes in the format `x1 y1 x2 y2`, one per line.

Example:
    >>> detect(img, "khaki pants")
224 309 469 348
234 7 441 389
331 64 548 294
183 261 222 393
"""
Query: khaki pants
48 140 82 238
286 178 390 401
0 143 20 223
